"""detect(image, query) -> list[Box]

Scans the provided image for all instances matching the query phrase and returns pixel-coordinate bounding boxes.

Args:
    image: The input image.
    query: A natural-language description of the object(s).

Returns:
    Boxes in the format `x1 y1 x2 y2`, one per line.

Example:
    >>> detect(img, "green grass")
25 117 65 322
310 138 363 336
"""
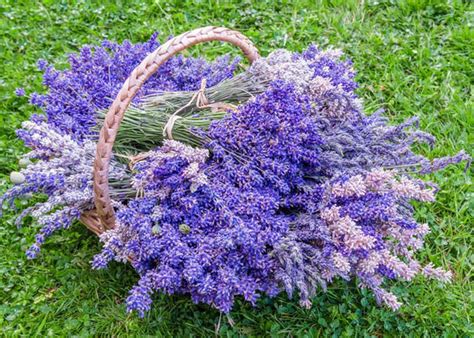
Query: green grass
1 0 473 336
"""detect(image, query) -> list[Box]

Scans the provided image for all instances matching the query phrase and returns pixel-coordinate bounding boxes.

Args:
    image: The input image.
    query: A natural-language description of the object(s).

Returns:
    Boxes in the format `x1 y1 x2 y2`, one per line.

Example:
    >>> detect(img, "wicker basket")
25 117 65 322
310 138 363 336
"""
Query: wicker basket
79 26 260 236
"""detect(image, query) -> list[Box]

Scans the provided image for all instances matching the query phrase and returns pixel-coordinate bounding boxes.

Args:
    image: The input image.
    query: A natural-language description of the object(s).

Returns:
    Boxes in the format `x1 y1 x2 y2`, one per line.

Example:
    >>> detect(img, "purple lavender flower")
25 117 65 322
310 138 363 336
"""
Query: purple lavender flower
95 139 287 314
29 33 240 140
94 67 468 314
15 87 26 96
5 35 469 316
1 121 129 256
275 168 460 310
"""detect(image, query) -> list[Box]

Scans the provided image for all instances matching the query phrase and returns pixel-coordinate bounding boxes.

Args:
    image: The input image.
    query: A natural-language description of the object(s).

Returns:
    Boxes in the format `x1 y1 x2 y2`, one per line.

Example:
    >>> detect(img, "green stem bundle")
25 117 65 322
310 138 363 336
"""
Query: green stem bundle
96 70 270 155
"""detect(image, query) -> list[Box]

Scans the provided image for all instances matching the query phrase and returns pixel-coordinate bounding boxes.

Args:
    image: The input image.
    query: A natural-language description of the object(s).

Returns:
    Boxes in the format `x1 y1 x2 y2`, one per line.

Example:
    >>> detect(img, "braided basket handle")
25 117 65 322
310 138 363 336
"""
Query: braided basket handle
93 26 260 230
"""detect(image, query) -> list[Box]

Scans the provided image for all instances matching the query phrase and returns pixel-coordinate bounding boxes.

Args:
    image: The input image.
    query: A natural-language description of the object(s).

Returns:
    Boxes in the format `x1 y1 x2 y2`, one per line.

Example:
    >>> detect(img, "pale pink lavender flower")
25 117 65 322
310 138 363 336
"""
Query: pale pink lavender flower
422 263 453 283
320 205 341 223
392 176 435 202
331 252 351 274
380 250 419 281
365 168 394 192
358 251 382 275
373 287 402 311
331 175 367 197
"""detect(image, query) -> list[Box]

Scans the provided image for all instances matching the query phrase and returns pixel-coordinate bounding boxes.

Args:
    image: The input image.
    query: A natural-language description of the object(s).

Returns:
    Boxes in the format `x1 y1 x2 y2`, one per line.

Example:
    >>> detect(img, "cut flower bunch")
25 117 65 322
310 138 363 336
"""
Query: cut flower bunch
3 27 470 317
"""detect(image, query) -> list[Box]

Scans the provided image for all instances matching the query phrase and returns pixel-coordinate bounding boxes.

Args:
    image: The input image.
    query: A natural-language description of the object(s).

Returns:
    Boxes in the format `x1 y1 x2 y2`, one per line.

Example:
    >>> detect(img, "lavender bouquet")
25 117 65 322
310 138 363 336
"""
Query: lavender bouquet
3 32 470 317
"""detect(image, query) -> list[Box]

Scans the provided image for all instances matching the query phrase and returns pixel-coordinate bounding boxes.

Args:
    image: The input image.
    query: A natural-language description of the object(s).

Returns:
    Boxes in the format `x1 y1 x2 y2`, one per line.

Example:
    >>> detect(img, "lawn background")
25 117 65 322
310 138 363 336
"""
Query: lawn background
0 0 473 336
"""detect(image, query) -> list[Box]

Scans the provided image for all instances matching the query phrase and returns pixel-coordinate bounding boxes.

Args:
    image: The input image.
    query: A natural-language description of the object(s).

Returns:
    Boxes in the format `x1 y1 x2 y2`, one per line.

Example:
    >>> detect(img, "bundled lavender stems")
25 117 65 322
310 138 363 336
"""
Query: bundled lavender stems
3 33 470 316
